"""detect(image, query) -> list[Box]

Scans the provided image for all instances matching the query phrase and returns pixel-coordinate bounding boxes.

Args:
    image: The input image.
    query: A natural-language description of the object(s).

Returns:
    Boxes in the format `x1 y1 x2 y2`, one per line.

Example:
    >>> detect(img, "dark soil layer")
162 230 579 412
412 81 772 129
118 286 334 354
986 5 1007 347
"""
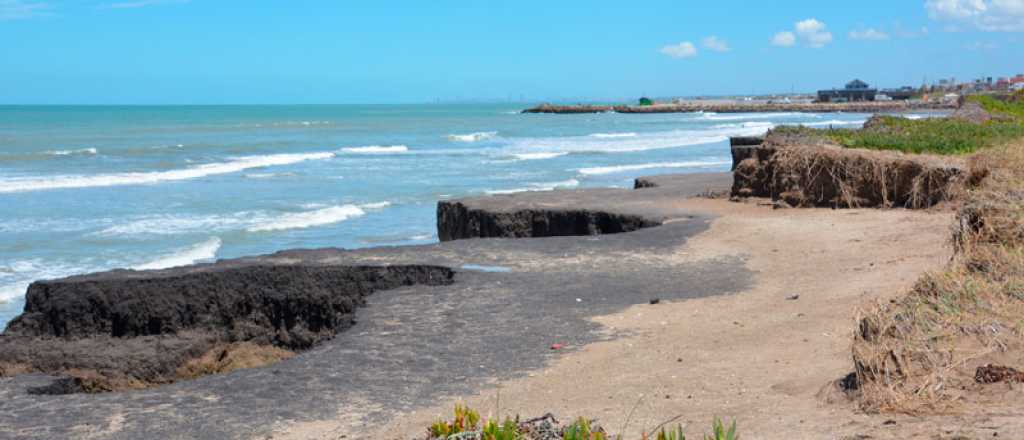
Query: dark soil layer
437 202 660 241
0 264 454 392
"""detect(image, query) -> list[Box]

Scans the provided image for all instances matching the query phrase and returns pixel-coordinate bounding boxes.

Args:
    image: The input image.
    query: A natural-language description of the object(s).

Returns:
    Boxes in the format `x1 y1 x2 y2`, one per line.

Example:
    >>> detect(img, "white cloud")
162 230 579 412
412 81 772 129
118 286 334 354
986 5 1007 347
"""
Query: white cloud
925 0 1024 32
772 19 834 48
105 0 189 9
659 41 697 58
0 0 50 20
701 35 730 52
771 31 796 47
795 18 834 47
849 28 891 40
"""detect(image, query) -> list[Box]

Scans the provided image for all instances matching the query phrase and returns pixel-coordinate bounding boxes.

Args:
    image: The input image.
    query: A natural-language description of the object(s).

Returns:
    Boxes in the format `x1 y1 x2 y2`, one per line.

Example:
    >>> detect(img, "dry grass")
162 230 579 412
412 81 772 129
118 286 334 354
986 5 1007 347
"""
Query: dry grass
851 141 1024 413
772 145 966 208
176 342 295 380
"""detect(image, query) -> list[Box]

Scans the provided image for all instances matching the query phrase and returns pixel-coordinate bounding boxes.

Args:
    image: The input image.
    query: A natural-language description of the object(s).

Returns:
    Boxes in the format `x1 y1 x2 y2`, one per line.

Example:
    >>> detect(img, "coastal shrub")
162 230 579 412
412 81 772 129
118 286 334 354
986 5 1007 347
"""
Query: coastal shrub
562 417 606 440
851 140 1024 412
429 404 482 438
969 93 1024 120
703 419 737 440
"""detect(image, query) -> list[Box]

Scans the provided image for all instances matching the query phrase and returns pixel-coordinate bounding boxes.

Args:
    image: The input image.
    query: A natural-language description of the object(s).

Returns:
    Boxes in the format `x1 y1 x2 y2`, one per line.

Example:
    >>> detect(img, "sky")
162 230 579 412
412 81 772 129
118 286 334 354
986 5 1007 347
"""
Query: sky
0 0 1022 104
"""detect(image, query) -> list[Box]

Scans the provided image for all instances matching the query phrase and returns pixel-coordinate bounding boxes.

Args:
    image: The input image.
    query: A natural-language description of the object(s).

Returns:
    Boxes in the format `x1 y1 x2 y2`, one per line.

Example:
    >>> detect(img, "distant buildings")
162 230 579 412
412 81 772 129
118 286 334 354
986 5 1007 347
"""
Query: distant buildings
817 79 877 103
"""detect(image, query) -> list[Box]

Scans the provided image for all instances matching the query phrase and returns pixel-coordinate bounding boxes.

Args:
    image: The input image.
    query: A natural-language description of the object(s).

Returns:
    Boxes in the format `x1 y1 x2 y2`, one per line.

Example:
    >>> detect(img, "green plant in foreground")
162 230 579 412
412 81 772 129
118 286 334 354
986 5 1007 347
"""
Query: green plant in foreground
704 418 737 440
653 424 687 440
429 404 481 438
562 417 606 440
482 417 522 440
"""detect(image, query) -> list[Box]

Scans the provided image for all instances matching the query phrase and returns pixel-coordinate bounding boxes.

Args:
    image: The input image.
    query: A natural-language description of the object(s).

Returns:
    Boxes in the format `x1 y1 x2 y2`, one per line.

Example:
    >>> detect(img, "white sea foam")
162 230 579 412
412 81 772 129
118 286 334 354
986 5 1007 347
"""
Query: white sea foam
589 132 637 138
46 148 98 156
247 205 366 232
133 237 222 271
0 259 100 303
448 131 497 142
485 179 579 195
409 234 433 241
700 112 814 121
358 201 391 210
512 152 569 161
0 152 335 193
244 172 298 179
503 123 772 155
803 119 867 128
339 145 409 154
576 160 731 176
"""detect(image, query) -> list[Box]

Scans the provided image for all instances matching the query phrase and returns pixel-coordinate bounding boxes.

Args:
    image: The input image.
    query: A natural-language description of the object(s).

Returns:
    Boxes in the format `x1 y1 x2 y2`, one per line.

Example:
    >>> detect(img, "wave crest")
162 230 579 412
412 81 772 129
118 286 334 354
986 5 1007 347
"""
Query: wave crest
448 131 497 142
339 145 409 154
134 237 222 271
0 152 335 193
576 160 731 176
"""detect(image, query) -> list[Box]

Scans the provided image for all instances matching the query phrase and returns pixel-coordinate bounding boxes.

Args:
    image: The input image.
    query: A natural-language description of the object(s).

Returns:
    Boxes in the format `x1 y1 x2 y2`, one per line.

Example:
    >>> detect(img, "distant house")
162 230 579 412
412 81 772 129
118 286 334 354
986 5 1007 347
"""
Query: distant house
1012 83 1024 92
817 79 878 103
638 97 654 106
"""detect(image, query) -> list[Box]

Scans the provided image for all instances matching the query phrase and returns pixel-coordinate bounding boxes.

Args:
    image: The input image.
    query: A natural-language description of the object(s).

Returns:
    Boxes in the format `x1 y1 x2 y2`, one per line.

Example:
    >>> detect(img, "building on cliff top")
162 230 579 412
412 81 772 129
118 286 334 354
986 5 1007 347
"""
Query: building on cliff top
816 79 877 103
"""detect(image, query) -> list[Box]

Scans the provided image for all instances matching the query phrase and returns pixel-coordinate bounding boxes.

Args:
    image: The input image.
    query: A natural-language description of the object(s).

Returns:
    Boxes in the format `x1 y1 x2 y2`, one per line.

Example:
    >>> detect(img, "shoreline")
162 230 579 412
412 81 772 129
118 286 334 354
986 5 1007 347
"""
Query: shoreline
522 100 957 114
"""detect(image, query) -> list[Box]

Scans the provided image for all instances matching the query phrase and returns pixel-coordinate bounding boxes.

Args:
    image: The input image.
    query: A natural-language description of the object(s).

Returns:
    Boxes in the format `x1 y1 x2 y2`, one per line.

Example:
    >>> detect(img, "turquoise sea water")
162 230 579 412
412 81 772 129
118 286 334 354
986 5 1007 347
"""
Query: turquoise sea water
0 104 878 327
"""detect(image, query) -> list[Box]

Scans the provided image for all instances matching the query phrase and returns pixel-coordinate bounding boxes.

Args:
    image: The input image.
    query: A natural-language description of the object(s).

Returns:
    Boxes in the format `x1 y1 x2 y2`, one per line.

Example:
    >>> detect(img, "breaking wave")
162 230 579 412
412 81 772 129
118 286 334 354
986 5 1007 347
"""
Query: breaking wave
485 179 579 195
511 152 569 161
448 131 497 142
339 145 409 154
134 237 222 271
576 160 731 176
46 148 98 156
0 152 335 193
246 204 367 232
589 132 637 138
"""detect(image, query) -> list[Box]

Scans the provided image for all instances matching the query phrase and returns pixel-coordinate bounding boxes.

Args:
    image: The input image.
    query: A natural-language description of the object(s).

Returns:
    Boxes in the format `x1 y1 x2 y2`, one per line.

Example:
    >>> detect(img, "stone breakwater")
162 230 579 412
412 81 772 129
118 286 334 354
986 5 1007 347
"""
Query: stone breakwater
522 101 957 114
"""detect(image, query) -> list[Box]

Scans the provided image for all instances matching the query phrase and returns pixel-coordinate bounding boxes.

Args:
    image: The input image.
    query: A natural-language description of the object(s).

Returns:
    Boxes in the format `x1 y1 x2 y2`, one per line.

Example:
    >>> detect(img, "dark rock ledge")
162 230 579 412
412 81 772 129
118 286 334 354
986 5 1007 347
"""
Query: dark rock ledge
0 263 453 393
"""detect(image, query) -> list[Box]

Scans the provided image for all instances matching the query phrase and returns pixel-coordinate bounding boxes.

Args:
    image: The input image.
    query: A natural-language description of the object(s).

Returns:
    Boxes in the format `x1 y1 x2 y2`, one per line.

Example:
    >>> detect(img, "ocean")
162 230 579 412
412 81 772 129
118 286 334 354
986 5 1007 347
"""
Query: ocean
0 104 876 327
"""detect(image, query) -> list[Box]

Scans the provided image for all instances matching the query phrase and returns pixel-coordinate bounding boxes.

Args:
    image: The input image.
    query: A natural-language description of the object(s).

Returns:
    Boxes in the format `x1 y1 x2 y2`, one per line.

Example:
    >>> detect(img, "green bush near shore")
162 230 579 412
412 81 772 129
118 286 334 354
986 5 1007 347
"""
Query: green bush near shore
970 92 1024 119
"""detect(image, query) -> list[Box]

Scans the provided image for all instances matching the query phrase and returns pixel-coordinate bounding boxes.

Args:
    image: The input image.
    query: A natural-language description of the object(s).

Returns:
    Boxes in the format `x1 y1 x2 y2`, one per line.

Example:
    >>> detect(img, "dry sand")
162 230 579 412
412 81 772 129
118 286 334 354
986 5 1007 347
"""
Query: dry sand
276 198 1024 440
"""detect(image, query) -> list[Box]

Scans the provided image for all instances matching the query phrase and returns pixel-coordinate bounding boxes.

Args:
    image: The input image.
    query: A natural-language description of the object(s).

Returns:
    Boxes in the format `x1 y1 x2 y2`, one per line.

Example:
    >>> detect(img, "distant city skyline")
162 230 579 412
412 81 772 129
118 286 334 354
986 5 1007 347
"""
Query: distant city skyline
0 0 1021 104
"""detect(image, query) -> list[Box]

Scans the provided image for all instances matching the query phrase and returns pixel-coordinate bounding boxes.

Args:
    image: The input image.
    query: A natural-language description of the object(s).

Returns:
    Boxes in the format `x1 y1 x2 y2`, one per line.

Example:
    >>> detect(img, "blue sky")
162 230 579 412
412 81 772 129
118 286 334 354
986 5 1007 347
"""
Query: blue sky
0 0 1021 104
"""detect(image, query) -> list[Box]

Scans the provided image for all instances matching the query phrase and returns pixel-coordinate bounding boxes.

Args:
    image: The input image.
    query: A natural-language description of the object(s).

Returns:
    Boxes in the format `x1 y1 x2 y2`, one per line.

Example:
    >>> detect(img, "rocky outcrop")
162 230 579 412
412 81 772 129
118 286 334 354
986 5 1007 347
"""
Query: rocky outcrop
0 263 455 391
437 201 660 241
523 101 957 115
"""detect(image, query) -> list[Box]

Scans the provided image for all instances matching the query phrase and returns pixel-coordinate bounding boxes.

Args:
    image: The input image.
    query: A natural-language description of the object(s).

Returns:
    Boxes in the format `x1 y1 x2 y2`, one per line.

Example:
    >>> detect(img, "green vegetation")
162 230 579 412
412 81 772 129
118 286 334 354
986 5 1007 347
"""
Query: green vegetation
825 116 1024 154
770 93 1024 155
970 91 1024 119
426 405 739 440
562 417 607 440
429 404 482 438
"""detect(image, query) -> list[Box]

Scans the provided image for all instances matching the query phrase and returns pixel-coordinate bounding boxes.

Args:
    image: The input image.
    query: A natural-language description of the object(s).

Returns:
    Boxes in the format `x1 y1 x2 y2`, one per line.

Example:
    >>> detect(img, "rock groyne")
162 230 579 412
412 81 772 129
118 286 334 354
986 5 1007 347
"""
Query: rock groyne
523 101 956 115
